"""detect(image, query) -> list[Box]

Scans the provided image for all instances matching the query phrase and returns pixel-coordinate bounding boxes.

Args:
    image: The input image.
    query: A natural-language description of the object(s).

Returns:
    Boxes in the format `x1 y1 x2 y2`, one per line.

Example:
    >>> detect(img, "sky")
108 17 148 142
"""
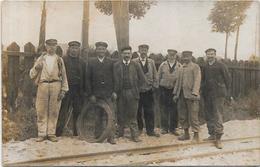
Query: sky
1 0 259 60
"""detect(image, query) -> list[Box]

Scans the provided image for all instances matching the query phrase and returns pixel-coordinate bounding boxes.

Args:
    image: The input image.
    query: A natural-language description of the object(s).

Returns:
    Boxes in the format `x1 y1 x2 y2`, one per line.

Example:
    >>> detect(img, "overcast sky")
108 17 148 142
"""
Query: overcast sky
1 0 259 60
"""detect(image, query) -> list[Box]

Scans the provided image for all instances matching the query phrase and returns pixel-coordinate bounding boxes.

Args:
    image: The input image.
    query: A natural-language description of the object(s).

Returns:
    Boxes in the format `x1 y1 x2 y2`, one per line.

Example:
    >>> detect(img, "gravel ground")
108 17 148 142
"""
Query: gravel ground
3 119 260 165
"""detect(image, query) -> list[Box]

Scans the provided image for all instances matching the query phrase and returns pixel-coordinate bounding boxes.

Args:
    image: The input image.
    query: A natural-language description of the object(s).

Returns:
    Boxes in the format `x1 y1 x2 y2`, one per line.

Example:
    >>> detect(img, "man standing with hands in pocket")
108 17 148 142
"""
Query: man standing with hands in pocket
30 39 69 142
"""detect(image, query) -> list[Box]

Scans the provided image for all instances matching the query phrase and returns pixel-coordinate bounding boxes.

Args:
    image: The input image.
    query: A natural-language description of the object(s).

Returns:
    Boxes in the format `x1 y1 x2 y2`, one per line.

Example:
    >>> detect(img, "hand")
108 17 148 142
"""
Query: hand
35 62 43 71
89 95 96 103
173 95 178 102
57 91 66 101
111 92 117 101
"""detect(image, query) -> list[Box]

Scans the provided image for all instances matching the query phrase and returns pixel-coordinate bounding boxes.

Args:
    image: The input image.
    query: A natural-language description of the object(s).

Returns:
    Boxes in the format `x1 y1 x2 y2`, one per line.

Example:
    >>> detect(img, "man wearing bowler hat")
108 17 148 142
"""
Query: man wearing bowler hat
30 39 69 142
173 51 201 142
202 48 231 149
133 44 160 137
85 41 117 144
56 41 86 136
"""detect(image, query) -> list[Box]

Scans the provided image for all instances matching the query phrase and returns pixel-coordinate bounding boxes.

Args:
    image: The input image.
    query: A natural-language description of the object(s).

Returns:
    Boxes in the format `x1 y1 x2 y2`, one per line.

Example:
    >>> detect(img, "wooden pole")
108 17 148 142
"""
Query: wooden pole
82 0 89 50
37 1 46 55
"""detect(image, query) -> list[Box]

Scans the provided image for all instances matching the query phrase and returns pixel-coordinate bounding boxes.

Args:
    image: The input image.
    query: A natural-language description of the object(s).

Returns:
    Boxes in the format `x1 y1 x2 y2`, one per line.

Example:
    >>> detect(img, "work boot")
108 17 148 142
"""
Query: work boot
178 129 190 141
107 137 116 145
132 136 142 142
192 132 199 143
203 135 215 141
48 135 58 142
215 134 223 149
161 129 168 135
147 131 160 137
36 136 46 142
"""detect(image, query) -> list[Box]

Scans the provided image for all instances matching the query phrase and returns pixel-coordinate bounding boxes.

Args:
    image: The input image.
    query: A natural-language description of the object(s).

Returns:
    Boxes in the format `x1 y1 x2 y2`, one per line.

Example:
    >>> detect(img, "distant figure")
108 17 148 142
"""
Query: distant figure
173 51 201 143
202 48 231 149
56 41 86 136
158 49 181 136
86 41 117 144
133 44 160 137
29 39 68 142
114 46 146 142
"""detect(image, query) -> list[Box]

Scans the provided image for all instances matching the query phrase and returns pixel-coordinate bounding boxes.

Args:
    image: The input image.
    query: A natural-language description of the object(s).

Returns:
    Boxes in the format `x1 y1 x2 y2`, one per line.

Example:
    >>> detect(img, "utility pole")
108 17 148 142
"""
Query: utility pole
37 1 46 55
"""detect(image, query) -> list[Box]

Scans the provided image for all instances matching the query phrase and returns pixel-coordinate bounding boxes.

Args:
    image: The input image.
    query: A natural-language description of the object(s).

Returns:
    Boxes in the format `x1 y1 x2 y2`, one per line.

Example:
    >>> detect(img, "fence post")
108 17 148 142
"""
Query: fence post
7 42 20 112
21 42 36 109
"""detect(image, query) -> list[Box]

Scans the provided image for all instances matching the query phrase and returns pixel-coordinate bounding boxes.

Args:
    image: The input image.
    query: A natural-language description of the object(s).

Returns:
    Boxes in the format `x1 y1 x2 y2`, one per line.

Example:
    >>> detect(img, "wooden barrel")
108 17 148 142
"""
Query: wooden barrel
76 99 113 143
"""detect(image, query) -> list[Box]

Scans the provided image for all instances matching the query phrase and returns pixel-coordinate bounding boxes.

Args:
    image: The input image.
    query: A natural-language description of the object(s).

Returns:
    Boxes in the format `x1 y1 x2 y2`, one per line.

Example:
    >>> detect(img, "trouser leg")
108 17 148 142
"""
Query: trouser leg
36 83 49 137
72 94 81 136
214 97 225 136
205 96 215 136
106 98 116 140
137 94 144 131
178 92 189 130
187 99 200 133
47 82 62 136
160 87 169 131
142 90 155 134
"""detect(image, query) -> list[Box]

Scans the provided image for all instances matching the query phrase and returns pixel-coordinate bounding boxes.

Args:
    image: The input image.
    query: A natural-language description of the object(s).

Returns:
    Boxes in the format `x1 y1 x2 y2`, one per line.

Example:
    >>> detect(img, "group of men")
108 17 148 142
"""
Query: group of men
30 38 231 149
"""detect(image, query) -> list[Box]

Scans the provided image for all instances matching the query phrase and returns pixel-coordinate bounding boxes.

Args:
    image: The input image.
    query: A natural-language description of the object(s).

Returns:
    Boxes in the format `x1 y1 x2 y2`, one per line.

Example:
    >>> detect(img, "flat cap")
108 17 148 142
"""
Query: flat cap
95 41 108 48
45 39 57 46
138 44 149 49
68 41 81 47
167 49 178 54
205 48 216 53
121 46 132 52
182 51 193 56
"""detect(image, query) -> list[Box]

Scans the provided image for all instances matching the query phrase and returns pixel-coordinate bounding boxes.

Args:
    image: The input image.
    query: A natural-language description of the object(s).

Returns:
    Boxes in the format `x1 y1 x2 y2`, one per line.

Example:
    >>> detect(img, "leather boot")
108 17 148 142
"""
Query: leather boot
203 134 215 141
36 136 46 142
192 132 199 143
178 128 190 141
215 134 223 149
48 135 58 142
107 137 116 145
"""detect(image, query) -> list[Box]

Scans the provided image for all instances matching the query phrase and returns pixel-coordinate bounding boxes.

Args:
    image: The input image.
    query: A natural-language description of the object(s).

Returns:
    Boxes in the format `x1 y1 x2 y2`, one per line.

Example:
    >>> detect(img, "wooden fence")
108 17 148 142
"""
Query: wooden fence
2 42 260 113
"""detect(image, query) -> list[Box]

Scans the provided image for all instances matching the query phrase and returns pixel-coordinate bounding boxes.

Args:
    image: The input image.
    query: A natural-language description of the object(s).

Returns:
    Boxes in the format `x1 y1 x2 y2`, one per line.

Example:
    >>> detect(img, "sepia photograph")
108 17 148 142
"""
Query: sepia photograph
1 0 260 166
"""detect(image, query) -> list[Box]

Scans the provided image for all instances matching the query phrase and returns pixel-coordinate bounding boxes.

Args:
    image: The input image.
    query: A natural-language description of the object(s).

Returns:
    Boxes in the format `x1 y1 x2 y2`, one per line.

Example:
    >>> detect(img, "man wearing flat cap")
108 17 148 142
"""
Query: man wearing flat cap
202 48 231 149
85 41 117 144
133 44 160 137
158 49 181 136
173 51 201 143
56 41 86 136
30 39 69 142
114 46 147 142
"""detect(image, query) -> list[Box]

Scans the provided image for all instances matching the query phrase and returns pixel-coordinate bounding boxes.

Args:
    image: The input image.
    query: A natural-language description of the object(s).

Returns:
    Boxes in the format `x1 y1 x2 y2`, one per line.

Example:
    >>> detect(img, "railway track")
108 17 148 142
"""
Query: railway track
5 135 260 166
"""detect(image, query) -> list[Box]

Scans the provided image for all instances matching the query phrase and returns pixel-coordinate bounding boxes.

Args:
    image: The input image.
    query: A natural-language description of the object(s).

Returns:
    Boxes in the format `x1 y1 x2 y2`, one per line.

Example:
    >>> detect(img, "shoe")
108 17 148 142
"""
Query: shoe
161 130 168 135
178 129 190 141
107 137 116 145
147 132 160 137
170 130 180 136
48 135 58 142
192 132 199 143
36 136 46 142
215 134 223 149
132 137 142 142
203 135 215 141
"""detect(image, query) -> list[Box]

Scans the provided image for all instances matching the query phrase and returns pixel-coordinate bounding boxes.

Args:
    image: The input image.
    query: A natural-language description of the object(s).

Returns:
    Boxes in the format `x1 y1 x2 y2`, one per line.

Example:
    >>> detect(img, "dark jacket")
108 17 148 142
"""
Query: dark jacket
86 57 115 98
113 60 147 99
202 60 231 98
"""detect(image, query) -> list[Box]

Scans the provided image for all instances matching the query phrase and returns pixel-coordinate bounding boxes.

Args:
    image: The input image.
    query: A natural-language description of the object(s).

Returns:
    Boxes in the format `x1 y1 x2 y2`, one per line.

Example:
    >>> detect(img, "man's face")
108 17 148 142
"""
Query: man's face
206 50 216 62
95 46 107 58
121 50 132 62
167 52 177 62
46 45 57 55
139 47 148 59
69 46 80 57
182 55 191 64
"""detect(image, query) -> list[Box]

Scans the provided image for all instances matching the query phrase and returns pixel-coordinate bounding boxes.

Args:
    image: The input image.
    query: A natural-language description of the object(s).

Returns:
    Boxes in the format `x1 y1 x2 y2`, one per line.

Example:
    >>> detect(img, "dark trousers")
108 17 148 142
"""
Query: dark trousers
56 85 82 136
204 95 224 136
160 86 178 132
137 89 155 134
117 89 139 138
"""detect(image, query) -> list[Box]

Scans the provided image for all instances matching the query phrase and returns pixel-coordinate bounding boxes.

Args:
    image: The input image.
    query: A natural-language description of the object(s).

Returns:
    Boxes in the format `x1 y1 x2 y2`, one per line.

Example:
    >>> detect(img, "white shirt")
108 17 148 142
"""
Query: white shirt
98 56 105 63
139 57 147 66
168 62 175 68
123 59 130 65
45 54 56 74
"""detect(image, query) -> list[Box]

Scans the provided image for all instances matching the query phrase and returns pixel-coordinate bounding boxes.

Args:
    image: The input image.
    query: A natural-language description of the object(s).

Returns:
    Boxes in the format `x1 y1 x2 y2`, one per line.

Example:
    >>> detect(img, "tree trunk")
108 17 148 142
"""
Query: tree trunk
224 32 229 59
234 26 240 61
82 1 89 50
112 1 129 51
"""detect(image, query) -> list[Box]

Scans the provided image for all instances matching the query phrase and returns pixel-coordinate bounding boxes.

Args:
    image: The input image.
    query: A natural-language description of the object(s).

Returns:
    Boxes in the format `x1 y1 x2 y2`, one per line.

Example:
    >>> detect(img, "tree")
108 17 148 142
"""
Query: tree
232 1 252 60
208 1 238 59
95 0 157 50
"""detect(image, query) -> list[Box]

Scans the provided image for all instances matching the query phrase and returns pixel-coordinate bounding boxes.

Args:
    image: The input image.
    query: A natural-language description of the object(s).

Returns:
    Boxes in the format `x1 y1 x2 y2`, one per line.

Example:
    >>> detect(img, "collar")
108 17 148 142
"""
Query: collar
139 57 147 62
208 59 216 66
123 59 130 65
98 56 105 63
